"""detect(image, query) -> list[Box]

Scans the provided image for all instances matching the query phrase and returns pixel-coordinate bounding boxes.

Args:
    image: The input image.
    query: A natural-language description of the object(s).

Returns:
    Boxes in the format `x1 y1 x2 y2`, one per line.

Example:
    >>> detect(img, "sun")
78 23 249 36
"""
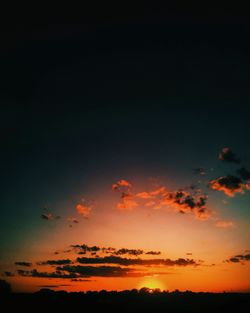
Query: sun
137 277 166 291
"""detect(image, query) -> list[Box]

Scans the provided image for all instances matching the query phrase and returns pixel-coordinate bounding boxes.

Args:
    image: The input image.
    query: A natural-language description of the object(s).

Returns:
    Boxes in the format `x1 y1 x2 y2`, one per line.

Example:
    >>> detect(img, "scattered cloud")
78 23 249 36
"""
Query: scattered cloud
219 147 241 164
57 265 139 277
71 244 101 254
215 220 235 228
41 213 60 221
71 278 92 282
17 269 78 279
57 265 157 278
3 271 15 277
226 253 250 263
76 203 91 219
37 259 72 266
112 181 211 220
145 251 161 255
237 167 250 180
38 284 71 288
76 256 199 267
117 193 138 210
193 168 206 175
15 262 32 267
210 175 244 197
114 249 144 256
67 217 79 224
71 244 161 257
112 180 132 191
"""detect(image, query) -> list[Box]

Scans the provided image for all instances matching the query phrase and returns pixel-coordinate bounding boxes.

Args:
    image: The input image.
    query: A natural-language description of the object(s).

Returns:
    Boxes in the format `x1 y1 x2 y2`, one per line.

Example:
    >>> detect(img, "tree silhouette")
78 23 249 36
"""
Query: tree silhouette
0 279 11 296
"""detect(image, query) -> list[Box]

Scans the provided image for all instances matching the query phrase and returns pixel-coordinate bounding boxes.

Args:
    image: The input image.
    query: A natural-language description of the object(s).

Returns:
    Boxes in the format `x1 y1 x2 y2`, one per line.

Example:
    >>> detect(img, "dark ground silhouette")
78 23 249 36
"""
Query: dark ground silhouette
1 288 250 313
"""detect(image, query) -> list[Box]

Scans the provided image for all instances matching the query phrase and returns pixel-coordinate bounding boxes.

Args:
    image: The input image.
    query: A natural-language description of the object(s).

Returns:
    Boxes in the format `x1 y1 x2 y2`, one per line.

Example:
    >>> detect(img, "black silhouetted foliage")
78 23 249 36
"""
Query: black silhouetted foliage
2 288 250 313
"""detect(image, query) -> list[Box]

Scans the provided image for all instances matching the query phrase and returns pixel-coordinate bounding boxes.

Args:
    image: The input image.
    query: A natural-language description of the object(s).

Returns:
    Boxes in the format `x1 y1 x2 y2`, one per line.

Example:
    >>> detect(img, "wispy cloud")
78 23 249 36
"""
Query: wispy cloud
219 147 241 164
15 262 32 267
215 220 235 228
37 259 72 266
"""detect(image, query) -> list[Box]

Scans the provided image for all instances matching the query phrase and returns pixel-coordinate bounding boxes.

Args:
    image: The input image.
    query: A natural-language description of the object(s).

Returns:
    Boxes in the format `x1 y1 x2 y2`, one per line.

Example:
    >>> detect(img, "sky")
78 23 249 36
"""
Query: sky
1 13 250 293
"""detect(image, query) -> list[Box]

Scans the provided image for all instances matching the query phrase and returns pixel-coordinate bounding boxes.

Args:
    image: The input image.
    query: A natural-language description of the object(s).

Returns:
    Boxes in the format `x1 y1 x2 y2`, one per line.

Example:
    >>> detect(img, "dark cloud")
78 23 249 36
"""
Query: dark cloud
15 262 32 267
76 256 199 267
226 253 250 263
193 168 206 175
3 271 15 277
17 269 78 279
37 259 72 266
219 147 241 164
228 257 240 263
38 284 71 288
145 251 161 255
114 249 144 256
210 175 244 196
41 213 60 221
71 244 101 254
56 265 145 277
237 167 250 180
71 278 92 282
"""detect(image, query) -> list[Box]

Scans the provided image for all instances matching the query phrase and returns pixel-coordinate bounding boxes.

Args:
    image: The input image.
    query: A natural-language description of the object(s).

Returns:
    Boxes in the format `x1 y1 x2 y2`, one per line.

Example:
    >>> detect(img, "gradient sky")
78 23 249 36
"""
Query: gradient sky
1 15 250 293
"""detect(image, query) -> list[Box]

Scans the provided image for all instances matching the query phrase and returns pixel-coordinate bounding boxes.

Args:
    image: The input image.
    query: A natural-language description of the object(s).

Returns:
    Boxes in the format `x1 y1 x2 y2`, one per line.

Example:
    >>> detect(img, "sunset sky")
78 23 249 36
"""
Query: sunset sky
1 16 250 293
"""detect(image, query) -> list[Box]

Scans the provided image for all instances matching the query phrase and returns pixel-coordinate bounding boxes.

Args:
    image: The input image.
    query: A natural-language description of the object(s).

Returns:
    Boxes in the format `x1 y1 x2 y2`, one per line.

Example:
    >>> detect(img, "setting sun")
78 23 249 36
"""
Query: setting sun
138 277 166 291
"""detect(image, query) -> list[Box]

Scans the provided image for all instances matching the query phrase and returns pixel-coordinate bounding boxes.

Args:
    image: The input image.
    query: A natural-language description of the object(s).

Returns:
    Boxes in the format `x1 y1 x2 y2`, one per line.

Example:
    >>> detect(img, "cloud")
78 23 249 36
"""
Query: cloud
3 271 15 277
37 259 72 266
38 284 71 288
237 167 250 180
226 253 250 263
116 193 138 210
76 256 199 267
76 203 91 219
17 269 78 279
41 213 60 221
67 217 79 224
210 175 244 197
41 213 54 220
193 168 206 175
71 278 92 282
56 265 159 278
114 249 144 256
57 265 143 277
145 251 161 255
112 181 211 220
215 220 235 228
219 147 241 164
71 244 101 254
15 262 32 267
112 180 132 191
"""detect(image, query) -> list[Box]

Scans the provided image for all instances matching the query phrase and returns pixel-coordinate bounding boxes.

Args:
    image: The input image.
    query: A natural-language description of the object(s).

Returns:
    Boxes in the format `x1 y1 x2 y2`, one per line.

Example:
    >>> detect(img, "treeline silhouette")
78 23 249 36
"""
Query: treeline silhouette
1 286 250 313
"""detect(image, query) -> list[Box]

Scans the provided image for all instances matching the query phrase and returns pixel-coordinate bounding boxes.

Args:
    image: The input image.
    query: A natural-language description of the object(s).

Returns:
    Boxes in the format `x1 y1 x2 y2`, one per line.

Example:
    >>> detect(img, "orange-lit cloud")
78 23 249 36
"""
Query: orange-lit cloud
210 176 244 197
215 220 235 228
112 180 211 220
112 179 132 191
76 203 91 219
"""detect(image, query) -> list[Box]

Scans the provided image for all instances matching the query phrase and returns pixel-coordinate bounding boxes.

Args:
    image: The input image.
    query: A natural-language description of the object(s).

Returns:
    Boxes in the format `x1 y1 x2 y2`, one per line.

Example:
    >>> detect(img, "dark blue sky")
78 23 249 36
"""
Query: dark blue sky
1 16 250 280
